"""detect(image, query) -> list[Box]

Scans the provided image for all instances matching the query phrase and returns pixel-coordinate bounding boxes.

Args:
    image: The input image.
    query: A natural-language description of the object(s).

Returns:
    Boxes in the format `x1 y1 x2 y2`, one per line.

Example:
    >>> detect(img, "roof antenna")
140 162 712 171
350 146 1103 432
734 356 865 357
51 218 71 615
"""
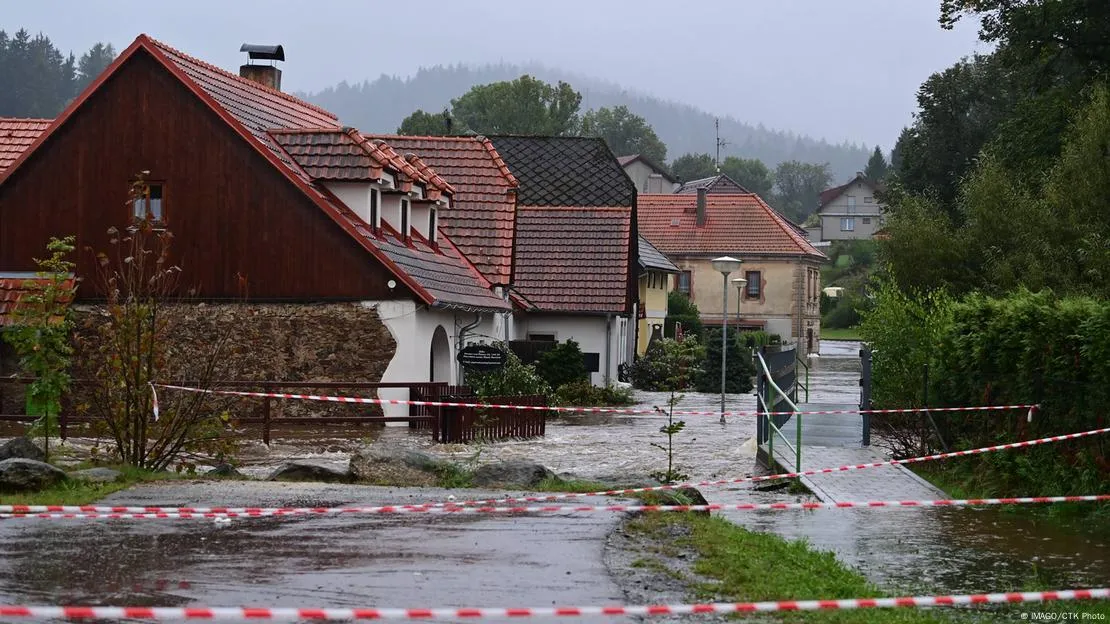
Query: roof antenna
715 118 729 173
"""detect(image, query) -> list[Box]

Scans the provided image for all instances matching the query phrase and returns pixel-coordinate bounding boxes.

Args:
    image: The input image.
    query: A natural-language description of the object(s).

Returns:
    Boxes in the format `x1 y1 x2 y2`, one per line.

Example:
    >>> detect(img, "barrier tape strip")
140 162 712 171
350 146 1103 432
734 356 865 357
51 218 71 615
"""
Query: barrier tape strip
155 383 1037 418
0 588 1105 620
3 495 1108 519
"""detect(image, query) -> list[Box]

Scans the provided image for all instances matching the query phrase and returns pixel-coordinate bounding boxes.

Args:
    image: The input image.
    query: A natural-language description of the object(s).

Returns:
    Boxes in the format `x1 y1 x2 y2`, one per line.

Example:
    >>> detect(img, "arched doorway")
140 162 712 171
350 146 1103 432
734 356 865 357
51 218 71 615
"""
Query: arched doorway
429 326 452 383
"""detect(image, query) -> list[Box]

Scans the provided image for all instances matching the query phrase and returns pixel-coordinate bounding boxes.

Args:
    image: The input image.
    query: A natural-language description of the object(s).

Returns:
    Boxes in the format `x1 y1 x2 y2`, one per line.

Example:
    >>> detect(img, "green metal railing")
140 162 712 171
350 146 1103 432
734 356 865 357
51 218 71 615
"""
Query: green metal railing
794 355 810 403
757 350 802 471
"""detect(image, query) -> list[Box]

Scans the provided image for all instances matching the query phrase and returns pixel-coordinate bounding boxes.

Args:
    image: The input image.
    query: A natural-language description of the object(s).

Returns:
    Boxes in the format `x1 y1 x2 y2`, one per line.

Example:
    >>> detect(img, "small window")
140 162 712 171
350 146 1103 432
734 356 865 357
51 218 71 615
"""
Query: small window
400 199 410 240
132 182 164 221
428 207 438 243
841 217 855 231
677 271 692 295
528 333 556 342
864 196 873 204
370 188 380 231
745 270 761 298
862 217 871 225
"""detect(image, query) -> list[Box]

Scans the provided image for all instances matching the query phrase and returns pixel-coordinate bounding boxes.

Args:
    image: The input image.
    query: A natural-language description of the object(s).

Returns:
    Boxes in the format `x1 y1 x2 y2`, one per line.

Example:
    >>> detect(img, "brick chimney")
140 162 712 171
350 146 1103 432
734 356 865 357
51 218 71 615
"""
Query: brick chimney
696 187 707 227
239 43 285 91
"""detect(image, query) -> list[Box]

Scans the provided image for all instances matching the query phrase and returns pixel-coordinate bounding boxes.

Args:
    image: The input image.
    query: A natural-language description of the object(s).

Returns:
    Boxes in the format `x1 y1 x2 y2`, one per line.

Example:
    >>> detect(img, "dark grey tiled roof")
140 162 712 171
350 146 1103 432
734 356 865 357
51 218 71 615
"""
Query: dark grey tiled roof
637 235 679 273
488 136 635 207
369 235 510 311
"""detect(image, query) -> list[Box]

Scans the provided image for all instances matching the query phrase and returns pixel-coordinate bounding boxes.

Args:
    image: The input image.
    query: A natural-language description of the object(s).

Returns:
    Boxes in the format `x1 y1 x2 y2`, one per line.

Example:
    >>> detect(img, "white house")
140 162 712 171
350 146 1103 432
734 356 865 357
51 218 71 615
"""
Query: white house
813 172 887 241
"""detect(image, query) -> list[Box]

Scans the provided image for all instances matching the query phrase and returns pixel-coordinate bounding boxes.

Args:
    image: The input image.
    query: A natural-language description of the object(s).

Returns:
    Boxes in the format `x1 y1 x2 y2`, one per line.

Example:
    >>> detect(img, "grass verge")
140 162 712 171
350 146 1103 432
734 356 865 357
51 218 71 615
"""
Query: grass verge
0 465 181 506
628 512 1110 622
821 327 862 341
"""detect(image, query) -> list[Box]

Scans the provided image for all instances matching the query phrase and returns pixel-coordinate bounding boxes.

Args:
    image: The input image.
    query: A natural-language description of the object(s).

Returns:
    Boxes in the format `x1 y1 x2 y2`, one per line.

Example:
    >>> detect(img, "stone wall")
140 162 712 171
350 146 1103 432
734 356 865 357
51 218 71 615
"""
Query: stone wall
67 302 397 421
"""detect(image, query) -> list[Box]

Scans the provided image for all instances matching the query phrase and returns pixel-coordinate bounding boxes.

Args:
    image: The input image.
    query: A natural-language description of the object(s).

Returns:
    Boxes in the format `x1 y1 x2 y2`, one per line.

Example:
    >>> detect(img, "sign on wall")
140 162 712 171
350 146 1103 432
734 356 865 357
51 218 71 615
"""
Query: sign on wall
457 344 508 371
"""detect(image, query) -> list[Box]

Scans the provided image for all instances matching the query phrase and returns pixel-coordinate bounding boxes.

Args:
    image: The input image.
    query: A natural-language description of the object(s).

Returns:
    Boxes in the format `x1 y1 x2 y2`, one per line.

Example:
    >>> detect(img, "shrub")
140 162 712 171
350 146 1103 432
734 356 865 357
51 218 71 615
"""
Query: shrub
694 329 755 394
466 343 551 398
822 296 862 329
535 339 588 389
628 337 705 391
552 380 635 407
664 291 703 340
738 330 774 349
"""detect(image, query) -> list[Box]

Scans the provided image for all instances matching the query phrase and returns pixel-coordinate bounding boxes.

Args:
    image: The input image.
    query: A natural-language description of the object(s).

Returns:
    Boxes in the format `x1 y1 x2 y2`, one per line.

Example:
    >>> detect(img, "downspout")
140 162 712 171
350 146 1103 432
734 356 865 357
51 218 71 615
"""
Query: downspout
502 287 511 343
457 313 483 385
604 314 613 387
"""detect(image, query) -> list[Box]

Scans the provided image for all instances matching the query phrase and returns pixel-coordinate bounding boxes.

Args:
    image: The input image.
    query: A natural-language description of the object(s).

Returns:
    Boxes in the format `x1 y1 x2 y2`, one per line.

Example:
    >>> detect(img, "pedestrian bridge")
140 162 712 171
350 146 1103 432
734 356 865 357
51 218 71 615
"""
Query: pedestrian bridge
754 344 944 503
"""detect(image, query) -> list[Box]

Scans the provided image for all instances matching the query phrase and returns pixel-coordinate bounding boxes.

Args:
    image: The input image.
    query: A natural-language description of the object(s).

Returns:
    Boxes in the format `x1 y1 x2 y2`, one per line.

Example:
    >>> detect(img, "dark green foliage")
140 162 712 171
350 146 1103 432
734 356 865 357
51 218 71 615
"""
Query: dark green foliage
820 293 834 317
628 337 705 392
467 344 551 398
664 291 703 340
737 330 776 349
863 146 889 181
397 108 455 135
720 156 774 197
822 297 862 329
552 380 635 407
669 153 716 182
694 329 755 394
0 29 115 117
772 160 832 222
580 105 667 164
534 339 588 390
449 75 581 136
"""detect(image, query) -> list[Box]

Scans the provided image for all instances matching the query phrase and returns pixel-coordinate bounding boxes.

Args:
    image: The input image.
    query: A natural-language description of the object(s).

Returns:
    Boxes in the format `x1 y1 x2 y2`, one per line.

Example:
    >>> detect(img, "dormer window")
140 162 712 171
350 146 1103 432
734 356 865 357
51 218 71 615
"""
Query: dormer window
428 207 438 244
370 188 380 231
400 198 410 241
132 182 164 222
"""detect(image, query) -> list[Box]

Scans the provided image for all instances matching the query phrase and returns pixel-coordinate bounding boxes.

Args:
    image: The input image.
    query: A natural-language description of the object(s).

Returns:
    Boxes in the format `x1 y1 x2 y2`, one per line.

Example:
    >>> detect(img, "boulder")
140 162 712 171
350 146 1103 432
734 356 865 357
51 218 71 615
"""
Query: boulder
0 438 46 463
69 467 122 483
267 461 352 483
472 460 554 487
349 448 447 486
206 462 244 478
0 458 67 491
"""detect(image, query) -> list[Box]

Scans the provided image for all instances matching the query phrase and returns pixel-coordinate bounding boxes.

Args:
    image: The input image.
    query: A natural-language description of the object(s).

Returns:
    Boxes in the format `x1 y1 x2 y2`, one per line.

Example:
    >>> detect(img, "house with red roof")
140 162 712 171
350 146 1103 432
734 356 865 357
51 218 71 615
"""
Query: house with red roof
813 172 887 242
639 189 827 355
0 36 510 412
384 135 638 385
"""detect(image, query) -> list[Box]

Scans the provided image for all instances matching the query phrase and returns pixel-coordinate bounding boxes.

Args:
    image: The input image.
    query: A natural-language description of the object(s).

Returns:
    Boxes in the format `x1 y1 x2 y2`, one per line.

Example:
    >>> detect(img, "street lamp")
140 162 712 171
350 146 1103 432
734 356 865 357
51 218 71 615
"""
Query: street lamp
711 256 743 424
731 277 747 322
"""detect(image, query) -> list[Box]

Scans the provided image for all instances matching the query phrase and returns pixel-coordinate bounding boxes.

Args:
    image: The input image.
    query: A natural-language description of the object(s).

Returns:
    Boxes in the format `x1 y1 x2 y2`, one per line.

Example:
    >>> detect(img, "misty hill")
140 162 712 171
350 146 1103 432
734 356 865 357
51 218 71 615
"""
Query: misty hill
302 63 871 181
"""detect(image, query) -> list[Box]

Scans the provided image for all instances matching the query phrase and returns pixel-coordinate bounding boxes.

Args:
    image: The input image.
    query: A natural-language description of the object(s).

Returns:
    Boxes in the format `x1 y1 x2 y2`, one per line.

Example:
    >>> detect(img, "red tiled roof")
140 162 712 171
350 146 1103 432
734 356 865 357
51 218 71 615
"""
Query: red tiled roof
513 207 632 313
0 35 506 312
638 194 825 259
378 135 518 285
0 274 75 326
0 118 51 174
268 129 386 181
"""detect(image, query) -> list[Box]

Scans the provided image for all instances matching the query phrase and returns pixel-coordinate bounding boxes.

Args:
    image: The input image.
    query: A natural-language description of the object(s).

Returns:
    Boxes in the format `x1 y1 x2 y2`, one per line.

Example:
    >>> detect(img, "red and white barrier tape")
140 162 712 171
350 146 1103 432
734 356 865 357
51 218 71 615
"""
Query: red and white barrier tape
0 588 1105 620
3 495 1108 519
155 383 1037 418
415 425 1110 507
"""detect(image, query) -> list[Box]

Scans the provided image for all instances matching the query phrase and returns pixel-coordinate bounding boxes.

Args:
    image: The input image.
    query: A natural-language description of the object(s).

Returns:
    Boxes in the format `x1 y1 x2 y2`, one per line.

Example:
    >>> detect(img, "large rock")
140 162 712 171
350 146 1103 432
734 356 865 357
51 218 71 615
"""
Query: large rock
69 467 122 483
472 460 554 487
0 458 67 491
0 438 46 463
349 448 447 486
267 461 352 483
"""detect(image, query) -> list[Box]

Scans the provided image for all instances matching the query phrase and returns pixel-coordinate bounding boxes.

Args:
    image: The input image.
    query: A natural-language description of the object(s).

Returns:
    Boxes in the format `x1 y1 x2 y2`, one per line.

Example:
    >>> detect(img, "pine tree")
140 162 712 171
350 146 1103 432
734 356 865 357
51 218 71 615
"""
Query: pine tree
864 146 890 180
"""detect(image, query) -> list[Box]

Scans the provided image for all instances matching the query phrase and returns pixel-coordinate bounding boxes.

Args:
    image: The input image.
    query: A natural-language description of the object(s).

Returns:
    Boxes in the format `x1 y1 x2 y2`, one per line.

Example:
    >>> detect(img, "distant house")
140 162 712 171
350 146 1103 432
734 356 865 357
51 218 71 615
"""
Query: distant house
618 154 677 194
385 135 638 386
636 235 679 355
674 173 749 195
0 35 511 415
639 190 827 355
813 172 886 241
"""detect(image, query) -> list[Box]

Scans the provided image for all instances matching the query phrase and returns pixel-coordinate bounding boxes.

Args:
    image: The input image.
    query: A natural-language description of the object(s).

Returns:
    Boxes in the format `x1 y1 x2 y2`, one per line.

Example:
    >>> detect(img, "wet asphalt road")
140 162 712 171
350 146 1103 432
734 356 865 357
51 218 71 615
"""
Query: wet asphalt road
0 481 635 622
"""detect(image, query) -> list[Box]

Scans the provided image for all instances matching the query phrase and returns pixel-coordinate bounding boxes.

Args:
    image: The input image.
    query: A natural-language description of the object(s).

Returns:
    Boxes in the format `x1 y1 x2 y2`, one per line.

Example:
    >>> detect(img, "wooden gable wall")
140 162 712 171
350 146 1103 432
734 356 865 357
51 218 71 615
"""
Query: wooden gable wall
0 49 407 302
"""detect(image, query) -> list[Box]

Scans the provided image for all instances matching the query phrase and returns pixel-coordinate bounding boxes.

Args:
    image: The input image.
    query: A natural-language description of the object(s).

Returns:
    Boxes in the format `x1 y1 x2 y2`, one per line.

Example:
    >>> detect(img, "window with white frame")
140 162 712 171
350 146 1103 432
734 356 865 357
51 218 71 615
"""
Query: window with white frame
864 196 873 204
745 270 761 298
428 207 438 243
677 271 692 295
370 188 380 231
846 196 856 214
132 182 164 222
841 217 855 231
400 198 410 240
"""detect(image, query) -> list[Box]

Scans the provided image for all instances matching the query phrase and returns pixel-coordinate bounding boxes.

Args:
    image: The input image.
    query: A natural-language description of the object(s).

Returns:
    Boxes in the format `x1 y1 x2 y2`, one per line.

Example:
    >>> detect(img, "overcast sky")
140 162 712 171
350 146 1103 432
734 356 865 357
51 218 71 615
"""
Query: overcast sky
6 0 987 149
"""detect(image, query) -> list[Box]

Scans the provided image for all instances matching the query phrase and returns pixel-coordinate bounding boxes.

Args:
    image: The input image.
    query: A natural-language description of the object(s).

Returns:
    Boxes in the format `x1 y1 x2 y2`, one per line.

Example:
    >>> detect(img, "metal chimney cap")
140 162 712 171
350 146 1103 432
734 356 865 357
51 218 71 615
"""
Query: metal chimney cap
240 44 285 62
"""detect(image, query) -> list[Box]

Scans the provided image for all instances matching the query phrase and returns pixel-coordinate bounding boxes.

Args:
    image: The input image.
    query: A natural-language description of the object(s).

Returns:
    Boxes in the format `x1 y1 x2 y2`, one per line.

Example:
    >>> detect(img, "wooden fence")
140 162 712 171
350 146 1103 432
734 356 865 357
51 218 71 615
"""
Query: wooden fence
436 394 548 443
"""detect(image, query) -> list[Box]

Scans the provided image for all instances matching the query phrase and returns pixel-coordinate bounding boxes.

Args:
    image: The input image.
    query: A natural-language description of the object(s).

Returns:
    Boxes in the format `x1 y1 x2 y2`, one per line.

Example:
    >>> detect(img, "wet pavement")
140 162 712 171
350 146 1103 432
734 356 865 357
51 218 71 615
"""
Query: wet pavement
0 482 634 623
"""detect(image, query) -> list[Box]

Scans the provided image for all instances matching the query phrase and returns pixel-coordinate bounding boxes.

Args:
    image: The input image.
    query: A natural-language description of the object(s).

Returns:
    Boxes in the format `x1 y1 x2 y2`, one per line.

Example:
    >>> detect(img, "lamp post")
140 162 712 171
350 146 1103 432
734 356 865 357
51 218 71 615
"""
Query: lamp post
711 256 743 425
731 277 747 322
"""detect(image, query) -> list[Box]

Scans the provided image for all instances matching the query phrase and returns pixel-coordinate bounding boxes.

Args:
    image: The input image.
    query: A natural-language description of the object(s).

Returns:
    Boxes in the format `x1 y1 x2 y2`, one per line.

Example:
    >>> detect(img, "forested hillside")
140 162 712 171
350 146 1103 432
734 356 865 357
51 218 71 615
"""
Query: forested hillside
302 63 870 180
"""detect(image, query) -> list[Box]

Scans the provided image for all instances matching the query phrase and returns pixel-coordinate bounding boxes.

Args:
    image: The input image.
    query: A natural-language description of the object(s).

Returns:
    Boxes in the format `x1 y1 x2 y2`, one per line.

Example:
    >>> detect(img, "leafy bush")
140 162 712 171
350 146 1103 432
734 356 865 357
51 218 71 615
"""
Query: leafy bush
664 291 703 340
535 339 588 389
628 337 705 391
819 292 835 316
738 330 775 349
552 380 635 407
694 329 755 394
822 295 862 329
467 343 551 398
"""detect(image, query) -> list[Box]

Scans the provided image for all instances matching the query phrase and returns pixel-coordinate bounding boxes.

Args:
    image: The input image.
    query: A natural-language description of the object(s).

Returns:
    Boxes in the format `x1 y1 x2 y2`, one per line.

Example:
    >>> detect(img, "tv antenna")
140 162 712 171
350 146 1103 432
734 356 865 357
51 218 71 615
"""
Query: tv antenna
715 118 729 172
